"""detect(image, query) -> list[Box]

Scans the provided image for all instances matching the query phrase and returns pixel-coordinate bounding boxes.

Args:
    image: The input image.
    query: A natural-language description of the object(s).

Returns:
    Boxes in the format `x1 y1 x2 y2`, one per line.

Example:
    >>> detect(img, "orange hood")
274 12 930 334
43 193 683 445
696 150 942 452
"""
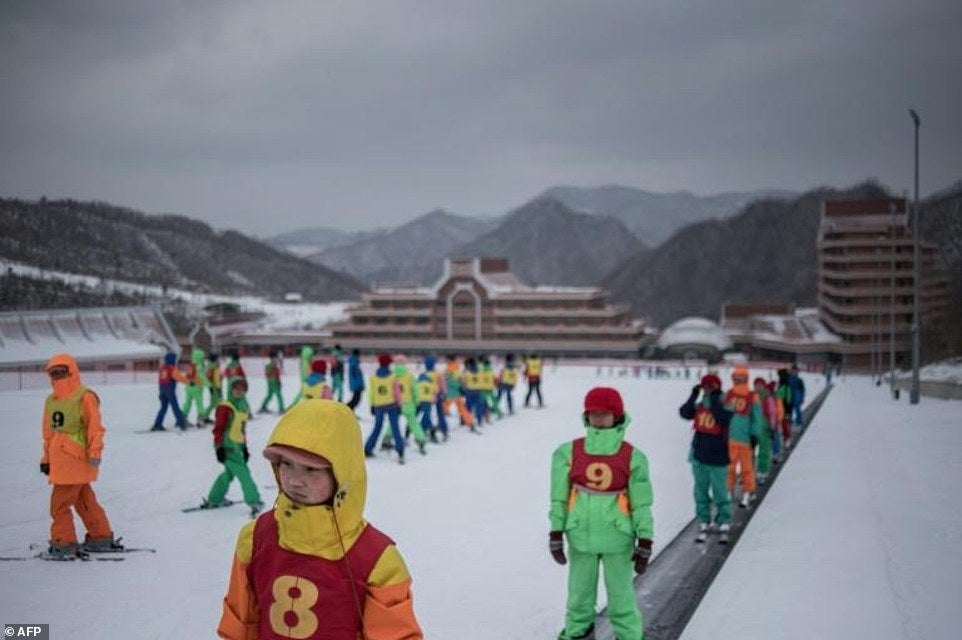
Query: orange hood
46 353 82 399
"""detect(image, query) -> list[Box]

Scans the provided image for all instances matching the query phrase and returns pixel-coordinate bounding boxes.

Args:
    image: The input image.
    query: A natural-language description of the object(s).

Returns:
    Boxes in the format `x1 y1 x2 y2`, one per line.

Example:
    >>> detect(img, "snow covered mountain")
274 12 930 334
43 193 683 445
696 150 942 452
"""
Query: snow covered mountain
0 198 365 303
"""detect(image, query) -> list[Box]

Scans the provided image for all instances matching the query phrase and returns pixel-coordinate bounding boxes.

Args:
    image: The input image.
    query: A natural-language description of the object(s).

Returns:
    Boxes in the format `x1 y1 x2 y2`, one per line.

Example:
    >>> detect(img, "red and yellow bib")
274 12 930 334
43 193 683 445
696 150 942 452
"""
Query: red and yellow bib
693 404 724 435
248 513 392 639
568 437 633 494
725 388 754 416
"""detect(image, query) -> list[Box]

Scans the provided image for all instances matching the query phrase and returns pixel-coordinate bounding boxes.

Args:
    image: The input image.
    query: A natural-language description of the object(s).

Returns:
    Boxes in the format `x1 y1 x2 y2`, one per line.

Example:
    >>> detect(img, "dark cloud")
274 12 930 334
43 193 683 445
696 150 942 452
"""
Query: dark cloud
2 0 960 236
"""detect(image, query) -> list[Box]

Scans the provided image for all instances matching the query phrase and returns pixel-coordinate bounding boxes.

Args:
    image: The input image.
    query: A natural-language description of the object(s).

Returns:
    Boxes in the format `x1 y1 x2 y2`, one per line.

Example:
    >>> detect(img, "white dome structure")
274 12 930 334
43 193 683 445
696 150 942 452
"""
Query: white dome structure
656 316 732 362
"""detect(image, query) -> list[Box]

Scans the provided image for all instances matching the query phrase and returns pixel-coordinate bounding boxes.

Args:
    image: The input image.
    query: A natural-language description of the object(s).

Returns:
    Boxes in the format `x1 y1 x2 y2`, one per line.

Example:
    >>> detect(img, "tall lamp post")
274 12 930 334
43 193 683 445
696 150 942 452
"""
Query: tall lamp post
909 108 921 404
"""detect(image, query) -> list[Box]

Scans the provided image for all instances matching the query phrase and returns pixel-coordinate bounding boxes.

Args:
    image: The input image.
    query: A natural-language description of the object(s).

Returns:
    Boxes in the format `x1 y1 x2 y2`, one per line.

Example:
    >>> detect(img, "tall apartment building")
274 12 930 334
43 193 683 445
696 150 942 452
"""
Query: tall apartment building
818 198 950 370
327 257 648 357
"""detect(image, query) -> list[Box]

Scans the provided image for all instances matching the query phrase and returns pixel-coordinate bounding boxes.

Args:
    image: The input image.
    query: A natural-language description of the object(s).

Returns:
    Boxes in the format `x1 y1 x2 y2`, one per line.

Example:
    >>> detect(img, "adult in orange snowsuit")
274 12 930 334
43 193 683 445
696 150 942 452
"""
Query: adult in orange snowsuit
40 353 117 556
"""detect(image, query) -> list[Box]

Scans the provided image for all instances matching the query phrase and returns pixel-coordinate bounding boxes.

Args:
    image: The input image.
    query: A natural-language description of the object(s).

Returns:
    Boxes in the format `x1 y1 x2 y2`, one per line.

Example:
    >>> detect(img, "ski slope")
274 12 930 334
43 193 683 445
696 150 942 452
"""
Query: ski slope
1 365 957 639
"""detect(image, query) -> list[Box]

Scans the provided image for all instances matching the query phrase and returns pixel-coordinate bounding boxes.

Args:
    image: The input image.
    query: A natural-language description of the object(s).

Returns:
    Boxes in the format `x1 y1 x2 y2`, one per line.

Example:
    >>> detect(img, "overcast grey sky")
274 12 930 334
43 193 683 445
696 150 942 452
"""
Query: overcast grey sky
2 0 960 237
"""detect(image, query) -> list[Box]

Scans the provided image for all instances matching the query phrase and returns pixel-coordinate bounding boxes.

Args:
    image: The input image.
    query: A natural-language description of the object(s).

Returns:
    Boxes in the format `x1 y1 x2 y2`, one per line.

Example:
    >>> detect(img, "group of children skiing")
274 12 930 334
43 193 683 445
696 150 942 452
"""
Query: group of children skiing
36 344 808 640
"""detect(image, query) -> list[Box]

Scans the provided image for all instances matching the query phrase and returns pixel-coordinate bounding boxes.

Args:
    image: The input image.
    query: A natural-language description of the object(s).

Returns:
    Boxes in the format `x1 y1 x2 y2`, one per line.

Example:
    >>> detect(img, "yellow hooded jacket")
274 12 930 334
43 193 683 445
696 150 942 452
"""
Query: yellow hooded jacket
218 400 422 640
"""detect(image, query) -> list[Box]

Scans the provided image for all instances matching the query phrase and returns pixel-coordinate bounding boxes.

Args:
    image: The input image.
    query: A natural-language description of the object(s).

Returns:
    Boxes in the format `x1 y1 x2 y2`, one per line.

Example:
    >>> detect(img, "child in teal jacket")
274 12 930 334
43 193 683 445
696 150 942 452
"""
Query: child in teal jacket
549 387 653 640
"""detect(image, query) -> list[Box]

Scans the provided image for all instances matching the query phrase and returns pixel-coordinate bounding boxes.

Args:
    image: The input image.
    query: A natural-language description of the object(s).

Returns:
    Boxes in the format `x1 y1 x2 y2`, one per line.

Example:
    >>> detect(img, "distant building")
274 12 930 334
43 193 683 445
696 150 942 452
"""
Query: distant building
0 306 178 389
655 316 732 363
327 257 649 357
719 303 843 366
817 198 950 370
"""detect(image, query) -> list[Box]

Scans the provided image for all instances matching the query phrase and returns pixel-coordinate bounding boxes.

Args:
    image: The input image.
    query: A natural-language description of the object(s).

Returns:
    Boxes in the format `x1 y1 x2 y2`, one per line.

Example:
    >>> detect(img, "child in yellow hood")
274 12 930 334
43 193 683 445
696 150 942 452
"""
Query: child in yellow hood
40 353 120 557
218 399 423 640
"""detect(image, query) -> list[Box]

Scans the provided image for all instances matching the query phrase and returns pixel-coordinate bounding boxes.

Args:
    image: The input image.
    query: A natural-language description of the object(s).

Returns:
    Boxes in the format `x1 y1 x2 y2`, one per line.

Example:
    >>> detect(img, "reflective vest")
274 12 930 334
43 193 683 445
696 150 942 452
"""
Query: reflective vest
500 367 518 387
396 372 415 404
416 378 437 403
218 401 249 446
526 358 542 378
370 374 397 407
464 371 482 391
45 385 91 450
478 369 495 391
207 364 221 388
248 513 392 640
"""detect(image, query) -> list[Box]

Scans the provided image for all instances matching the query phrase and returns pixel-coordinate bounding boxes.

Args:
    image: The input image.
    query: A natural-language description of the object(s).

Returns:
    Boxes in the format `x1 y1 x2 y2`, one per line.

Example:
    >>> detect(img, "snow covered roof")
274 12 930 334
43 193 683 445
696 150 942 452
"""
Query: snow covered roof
657 316 733 351
0 306 177 368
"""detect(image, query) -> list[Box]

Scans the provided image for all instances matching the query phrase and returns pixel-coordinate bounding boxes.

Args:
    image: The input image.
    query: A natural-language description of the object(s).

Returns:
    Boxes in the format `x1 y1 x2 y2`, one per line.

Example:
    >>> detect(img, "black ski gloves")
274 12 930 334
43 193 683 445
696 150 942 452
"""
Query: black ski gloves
40 463 50 475
242 445 250 462
633 538 653 574
750 435 759 449
216 447 226 463
549 531 566 565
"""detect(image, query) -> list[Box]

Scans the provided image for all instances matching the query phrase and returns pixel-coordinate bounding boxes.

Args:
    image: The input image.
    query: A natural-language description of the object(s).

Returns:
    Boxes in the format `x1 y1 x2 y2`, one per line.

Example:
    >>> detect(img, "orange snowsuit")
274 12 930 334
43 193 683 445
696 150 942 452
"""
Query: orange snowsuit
41 353 113 545
443 360 474 427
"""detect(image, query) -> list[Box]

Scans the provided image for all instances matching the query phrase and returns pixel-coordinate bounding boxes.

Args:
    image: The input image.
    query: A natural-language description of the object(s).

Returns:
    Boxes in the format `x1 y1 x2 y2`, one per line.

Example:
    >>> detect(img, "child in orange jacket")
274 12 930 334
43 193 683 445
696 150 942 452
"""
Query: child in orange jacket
217 399 423 640
41 353 120 557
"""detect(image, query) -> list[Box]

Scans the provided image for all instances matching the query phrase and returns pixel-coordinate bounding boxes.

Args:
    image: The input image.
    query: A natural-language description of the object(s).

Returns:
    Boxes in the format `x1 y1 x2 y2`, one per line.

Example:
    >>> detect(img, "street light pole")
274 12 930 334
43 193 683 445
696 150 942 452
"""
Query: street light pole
909 108 921 404
890 199 897 399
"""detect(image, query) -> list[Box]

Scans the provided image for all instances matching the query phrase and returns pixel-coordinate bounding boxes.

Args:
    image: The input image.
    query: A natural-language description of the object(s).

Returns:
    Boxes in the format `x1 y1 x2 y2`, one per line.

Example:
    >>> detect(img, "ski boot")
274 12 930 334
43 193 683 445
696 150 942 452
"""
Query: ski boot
441 430 449 442
397 455 405 466
83 534 124 553
718 523 731 545
418 441 427 455
429 429 439 444
565 622 595 639
695 522 712 543
46 541 81 560
249 502 265 518
200 497 233 510
739 492 752 509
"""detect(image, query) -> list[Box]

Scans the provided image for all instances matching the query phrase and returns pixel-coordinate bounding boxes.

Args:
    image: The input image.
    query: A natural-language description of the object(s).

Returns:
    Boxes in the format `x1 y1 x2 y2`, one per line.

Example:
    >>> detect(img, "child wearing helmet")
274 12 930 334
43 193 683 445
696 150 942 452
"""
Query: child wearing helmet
204 377 263 515
679 373 735 543
549 387 653 640
217 400 423 639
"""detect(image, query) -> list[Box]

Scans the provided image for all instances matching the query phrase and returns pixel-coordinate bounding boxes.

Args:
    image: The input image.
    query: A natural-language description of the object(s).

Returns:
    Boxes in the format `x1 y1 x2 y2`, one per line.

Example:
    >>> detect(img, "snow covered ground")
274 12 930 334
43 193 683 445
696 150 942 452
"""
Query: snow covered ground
682 374 961 640
0 365 956 639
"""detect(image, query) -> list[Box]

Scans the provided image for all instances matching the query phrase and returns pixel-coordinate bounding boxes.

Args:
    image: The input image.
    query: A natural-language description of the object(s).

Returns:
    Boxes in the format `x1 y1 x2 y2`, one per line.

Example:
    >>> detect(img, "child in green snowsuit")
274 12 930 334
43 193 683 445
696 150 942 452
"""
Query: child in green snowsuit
258 350 284 413
287 344 315 406
200 352 222 424
181 348 207 426
549 387 653 640
381 356 427 453
206 377 262 515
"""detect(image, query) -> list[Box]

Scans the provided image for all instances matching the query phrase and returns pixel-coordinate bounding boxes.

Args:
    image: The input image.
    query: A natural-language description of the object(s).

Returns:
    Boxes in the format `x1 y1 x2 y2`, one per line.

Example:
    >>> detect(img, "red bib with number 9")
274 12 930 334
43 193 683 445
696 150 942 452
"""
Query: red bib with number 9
569 437 632 493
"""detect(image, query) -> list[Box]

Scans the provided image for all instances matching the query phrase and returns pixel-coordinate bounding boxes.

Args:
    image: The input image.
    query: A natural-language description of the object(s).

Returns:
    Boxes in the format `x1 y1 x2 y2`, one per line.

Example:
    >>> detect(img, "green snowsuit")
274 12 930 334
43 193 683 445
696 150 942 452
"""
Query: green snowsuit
200 357 221 422
207 380 261 507
259 358 284 413
550 415 653 640
181 348 206 424
754 388 774 476
288 345 315 406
